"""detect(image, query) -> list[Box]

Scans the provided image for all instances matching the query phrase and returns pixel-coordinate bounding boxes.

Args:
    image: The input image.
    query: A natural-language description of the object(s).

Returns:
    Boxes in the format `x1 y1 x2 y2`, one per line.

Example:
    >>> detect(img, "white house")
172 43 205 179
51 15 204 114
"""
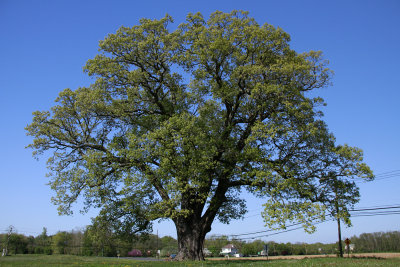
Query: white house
220 244 238 255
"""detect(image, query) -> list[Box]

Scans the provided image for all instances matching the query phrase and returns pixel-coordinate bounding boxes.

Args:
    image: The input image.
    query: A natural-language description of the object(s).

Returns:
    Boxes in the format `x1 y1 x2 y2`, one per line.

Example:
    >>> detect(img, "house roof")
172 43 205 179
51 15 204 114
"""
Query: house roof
222 244 236 249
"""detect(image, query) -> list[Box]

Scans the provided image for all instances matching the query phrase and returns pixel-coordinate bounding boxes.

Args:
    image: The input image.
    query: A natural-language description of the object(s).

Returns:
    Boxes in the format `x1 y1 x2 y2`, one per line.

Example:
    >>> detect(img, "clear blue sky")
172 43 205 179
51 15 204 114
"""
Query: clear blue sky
1 0 399 243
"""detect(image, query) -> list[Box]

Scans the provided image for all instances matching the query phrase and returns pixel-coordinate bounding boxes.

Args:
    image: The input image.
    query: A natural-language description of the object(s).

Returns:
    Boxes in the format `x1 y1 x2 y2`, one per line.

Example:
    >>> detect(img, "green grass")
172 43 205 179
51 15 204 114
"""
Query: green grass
1 254 400 267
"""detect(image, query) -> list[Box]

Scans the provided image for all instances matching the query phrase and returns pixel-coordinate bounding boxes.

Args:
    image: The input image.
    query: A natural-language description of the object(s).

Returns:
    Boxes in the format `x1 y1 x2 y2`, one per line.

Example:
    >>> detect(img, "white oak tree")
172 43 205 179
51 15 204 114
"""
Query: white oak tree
26 11 373 260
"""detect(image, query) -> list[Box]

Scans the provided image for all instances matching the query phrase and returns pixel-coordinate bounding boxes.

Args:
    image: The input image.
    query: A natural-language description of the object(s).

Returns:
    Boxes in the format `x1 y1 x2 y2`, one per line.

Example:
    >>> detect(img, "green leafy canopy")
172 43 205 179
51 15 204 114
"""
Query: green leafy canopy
26 10 373 234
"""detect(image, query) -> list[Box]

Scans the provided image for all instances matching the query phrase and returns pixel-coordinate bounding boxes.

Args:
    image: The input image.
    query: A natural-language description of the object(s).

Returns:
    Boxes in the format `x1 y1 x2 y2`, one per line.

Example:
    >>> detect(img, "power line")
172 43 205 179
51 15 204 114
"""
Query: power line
208 203 400 240
222 209 400 241
208 217 328 241
355 169 400 178
373 170 400 177
237 220 330 241
350 205 400 212
215 204 400 238
356 169 400 183
351 212 400 217
351 203 400 209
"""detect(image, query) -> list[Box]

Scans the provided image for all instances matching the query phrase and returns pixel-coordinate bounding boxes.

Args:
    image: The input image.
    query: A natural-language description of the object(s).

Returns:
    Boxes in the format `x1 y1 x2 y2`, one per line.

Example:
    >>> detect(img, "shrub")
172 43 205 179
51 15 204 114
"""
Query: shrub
128 249 142 257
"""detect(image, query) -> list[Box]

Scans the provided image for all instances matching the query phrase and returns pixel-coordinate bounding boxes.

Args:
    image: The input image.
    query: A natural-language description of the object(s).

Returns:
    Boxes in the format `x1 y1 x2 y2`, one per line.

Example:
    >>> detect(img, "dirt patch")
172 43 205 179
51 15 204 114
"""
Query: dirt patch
207 253 400 261
349 253 400 259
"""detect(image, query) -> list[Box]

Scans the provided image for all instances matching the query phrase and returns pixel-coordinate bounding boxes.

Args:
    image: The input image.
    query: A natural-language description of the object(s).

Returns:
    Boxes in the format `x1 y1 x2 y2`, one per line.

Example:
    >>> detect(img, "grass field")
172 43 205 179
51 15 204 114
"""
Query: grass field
1 254 400 267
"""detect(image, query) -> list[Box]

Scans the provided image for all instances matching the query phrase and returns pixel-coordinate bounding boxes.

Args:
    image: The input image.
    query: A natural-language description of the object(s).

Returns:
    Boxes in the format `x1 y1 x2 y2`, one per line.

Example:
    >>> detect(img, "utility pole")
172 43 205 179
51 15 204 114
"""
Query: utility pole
335 190 343 258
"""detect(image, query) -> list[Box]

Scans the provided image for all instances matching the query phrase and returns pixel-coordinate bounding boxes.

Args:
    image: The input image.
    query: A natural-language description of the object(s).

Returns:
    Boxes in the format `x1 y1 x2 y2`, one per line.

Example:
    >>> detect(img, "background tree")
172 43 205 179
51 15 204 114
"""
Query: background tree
85 217 117 256
34 227 52 254
131 233 160 256
321 145 373 257
69 229 84 255
159 236 178 257
82 228 94 256
52 231 72 254
93 200 151 244
26 10 372 260
2 225 14 256
26 235 35 254
7 234 29 255
291 242 307 255
261 144 373 257
241 239 264 256
351 231 400 253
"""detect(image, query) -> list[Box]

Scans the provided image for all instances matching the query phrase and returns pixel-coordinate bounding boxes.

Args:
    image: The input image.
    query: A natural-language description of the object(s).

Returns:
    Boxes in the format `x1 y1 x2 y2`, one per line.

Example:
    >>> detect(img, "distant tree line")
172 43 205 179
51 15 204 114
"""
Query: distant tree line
349 231 400 253
1 228 399 257
0 227 177 257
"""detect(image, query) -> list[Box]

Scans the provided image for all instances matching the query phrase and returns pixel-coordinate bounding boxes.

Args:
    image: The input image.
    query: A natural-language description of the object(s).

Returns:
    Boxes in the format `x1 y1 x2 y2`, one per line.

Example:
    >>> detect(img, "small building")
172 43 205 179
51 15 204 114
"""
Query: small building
220 244 239 256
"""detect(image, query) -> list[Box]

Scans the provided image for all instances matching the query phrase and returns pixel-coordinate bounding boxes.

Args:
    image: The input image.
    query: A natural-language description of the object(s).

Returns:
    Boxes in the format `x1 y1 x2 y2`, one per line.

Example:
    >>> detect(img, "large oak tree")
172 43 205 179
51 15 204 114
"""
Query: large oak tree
26 11 373 260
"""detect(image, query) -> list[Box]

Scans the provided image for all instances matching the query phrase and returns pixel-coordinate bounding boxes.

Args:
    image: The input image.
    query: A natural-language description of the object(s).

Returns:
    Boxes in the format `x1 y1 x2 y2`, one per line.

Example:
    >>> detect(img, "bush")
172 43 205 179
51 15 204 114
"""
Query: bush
34 247 43 254
44 247 53 255
127 249 142 257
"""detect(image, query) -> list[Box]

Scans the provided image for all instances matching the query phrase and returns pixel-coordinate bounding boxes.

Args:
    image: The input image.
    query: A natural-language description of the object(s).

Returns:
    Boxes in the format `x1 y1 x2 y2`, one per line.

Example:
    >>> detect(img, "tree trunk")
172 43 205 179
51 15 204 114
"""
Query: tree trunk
174 223 206 261
173 218 210 261
172 180 228 261
337 216 343 257
335 198 343 258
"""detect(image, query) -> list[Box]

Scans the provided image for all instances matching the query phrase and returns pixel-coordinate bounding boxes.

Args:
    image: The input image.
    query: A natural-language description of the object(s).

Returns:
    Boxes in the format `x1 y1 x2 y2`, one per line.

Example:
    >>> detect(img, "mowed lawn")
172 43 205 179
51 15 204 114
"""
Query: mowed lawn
1 254 400 267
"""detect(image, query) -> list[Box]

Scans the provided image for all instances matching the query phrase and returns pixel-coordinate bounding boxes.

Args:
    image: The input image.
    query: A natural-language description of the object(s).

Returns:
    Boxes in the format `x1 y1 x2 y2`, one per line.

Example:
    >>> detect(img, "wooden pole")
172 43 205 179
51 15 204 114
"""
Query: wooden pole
335 191 343 258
